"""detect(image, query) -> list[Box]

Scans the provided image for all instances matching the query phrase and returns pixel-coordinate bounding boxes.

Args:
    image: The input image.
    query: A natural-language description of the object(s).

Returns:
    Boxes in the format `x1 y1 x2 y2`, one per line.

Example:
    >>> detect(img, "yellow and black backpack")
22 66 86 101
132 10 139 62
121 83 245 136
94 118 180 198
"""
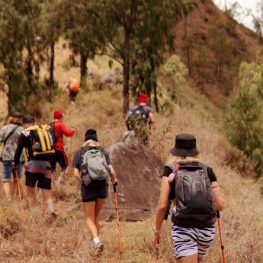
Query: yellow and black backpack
25 124 55 156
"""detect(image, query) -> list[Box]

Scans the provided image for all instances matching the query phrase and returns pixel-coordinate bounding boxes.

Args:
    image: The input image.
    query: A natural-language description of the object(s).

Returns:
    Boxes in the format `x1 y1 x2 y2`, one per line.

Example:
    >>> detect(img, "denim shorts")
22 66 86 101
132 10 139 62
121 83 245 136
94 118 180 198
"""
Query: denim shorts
2 160 23 181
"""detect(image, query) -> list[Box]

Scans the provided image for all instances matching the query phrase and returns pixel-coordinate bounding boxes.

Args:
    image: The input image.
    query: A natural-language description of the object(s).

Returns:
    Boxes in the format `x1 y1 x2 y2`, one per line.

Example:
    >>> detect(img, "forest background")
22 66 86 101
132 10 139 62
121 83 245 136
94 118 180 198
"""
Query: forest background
1 0 263 262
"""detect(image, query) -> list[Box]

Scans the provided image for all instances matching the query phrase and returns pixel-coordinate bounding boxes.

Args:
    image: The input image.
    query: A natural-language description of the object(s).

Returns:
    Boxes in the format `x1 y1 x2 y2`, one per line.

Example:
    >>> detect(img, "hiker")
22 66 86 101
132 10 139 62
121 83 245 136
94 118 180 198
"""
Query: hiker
50 110 74 186
0 112 24 201
72 129 118 254
65 77 80 106
13 115 55 214
152 133 224 263
125 93 155 146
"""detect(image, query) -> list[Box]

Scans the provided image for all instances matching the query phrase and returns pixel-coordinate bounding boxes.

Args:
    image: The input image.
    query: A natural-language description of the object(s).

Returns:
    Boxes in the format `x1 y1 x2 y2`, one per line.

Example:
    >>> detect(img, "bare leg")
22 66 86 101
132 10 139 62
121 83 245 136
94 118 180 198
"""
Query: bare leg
42 189 54 212
177 254 198 263
3 181 11 200
83 201 97 239
94 198 106 234
26 186 36 208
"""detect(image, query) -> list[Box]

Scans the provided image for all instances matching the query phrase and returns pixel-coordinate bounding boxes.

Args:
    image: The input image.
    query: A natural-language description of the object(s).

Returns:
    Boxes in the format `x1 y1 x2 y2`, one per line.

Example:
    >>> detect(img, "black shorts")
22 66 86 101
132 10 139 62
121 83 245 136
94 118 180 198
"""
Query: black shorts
25 171 52 190
81 182 108 202
50 150 68 172
69 92 77 101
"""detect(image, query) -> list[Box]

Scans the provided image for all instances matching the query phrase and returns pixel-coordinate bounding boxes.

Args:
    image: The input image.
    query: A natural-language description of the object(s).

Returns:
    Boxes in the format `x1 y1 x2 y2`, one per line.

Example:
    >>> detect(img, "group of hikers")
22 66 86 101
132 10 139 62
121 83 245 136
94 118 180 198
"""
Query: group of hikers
0 90 225 262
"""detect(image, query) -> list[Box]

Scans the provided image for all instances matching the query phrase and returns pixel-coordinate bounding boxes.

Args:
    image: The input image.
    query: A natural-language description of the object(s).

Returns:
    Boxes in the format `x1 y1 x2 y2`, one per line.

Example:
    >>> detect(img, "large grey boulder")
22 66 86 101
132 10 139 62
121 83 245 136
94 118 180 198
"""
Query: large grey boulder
100 131 164 221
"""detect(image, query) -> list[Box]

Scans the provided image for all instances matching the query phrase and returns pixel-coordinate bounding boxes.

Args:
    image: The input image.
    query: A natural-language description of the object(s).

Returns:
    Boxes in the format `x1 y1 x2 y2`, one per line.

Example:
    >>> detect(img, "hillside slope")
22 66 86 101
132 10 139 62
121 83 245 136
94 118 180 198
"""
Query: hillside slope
173 0 262 107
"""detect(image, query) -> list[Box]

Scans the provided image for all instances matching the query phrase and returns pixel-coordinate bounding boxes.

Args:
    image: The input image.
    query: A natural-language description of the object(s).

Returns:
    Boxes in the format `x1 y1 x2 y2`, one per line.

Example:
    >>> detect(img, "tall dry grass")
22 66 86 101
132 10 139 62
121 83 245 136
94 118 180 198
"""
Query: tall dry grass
1 42 263 262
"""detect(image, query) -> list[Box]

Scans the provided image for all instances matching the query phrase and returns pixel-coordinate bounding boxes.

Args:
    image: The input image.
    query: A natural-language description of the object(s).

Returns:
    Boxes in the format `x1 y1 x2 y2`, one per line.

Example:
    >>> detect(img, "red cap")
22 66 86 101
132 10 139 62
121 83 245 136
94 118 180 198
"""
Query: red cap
54 110 63 119
138 93 148 103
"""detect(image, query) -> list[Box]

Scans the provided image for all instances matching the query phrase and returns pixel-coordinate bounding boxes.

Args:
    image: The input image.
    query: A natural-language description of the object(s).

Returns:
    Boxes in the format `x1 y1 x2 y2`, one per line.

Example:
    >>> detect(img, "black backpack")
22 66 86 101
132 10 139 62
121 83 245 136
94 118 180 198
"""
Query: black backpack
126 105 147 130
167 162 217 228
49 122 59 142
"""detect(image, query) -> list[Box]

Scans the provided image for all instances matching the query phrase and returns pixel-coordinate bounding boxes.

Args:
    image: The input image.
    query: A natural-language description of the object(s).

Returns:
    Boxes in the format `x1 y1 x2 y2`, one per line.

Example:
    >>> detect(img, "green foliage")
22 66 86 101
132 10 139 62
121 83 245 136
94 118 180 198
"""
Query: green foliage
225 60 263 176
164 55 189 84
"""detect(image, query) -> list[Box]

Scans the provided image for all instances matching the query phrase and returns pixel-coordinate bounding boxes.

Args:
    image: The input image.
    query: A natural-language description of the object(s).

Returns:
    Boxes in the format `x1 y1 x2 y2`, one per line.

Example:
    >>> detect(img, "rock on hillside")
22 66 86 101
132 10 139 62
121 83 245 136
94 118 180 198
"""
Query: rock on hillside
100 131 164 221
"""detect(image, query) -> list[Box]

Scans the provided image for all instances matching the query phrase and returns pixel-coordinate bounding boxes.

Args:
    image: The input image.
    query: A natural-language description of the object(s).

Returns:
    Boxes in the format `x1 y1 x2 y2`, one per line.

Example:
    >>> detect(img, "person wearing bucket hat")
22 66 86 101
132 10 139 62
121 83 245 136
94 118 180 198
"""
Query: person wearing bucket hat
72 129 117 255
125 93 155 146
0 111 25 201
153 133 224 263
50 110 74 186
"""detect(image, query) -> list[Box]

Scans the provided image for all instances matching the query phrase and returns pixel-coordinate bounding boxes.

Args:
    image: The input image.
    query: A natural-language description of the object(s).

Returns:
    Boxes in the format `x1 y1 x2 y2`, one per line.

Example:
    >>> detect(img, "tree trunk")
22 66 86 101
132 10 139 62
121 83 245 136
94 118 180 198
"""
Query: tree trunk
122 30 130 118
80 52 88 89
49 41 55 91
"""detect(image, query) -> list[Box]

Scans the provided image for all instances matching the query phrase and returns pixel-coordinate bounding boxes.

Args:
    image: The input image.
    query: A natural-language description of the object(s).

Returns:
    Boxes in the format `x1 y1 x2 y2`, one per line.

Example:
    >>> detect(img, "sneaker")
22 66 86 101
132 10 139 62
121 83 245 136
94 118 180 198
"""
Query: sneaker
93 242 104 257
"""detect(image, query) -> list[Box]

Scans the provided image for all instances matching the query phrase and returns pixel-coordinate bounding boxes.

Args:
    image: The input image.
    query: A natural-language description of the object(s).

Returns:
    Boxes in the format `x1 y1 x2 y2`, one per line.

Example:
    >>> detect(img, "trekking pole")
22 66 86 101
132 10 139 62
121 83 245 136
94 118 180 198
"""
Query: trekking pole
67 134 73 177
113 184 122 256
217 210 226 263
14 169 24 218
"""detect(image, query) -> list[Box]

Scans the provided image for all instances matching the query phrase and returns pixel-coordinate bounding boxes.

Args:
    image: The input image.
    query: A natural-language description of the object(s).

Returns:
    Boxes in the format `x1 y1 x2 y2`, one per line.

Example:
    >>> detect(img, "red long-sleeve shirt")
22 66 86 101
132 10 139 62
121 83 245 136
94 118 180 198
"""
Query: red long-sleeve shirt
52 121 74 151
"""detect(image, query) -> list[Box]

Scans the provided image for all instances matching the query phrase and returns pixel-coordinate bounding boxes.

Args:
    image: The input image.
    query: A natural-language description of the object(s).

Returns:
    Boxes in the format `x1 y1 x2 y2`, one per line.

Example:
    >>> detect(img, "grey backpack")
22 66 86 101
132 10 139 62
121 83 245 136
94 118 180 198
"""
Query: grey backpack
167 162 217 228
80 146 110 186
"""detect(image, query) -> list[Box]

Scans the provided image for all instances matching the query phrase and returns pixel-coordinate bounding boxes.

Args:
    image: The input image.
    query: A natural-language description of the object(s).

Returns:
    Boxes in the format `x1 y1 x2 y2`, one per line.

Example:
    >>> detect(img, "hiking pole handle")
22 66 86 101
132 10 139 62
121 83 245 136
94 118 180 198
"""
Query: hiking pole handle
114 183 117 193
217 210 220 218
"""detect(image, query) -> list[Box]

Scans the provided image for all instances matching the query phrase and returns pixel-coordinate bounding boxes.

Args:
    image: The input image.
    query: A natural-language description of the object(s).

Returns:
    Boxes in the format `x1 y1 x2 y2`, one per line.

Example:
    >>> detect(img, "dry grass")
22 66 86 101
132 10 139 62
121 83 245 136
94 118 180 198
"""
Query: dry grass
1 40 263 262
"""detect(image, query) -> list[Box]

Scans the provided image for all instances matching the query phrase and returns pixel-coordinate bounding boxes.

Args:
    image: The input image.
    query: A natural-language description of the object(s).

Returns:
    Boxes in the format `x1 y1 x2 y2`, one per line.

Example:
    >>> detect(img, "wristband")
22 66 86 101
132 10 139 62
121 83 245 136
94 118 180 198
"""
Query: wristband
153 226 160 233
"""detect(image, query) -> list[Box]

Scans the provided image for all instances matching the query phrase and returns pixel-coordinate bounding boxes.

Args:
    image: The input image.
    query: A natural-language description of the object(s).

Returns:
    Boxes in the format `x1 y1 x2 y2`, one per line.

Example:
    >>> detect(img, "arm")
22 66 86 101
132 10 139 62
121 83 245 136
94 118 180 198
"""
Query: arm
73 167 81 185
109 164 117 184
60 122 74 137
212 181 224 211
14 135 24 165
152 176 171 249
148 112 155 124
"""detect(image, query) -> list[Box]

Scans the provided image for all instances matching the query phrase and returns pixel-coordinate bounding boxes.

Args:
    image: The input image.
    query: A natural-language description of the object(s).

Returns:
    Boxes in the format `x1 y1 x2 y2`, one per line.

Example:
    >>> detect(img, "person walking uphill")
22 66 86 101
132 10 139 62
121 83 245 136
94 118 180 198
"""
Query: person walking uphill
72 129 118 256
0 112 24 202
152 133 224 263
13 115 55 214
125 93 155 146
64 77 80 106
50 110 74 186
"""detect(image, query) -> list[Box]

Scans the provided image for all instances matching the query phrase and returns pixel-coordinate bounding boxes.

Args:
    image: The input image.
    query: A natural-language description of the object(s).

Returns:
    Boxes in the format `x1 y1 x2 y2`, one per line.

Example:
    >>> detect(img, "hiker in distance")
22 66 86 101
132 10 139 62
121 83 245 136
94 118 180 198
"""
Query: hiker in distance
64 77 80 106
125 93 155 146
152 133 224 263
50 110 74 186
0 112 24 202
72 129 118 255
13 115 56 214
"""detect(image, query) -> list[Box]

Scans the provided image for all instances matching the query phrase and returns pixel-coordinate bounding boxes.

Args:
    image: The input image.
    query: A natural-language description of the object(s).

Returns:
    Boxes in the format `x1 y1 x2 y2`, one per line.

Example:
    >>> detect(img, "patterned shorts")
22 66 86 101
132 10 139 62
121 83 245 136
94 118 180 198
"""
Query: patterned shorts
171 224 215 259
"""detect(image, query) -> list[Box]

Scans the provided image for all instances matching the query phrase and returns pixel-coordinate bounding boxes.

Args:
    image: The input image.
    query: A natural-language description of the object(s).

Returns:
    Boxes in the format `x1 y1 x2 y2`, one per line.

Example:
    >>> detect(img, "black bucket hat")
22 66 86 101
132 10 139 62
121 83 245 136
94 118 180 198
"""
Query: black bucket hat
170 133 200 157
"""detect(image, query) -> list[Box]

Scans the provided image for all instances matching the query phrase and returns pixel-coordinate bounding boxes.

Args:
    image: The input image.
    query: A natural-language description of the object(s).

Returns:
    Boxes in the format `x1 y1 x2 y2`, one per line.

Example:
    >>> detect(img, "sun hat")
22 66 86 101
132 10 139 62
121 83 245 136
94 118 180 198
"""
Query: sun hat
138 93 148 104
170 133 200 157
84 129 98 142
22 115 35 124
54 110 63 119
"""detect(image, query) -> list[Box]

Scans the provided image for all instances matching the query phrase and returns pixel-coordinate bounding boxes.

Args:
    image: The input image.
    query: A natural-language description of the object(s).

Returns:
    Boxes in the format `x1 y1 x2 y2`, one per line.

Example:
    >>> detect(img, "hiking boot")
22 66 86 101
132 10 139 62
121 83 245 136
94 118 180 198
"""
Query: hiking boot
93 242 104 257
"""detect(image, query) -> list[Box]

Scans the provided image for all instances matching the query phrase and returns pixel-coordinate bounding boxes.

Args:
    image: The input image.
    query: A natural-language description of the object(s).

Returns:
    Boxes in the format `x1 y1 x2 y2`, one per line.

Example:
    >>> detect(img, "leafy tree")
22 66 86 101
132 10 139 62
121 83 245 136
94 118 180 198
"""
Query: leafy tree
208 21 232 85
0 0 42 115
89 0 192 117
225 60 263 175
253 0 263 44
38 0 64 91
59 0 106 90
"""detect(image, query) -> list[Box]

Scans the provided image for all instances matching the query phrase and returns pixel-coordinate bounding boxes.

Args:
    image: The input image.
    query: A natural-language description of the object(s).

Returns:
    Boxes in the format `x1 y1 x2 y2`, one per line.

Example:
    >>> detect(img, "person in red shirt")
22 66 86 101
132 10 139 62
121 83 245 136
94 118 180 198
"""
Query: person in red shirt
50 110 74 185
